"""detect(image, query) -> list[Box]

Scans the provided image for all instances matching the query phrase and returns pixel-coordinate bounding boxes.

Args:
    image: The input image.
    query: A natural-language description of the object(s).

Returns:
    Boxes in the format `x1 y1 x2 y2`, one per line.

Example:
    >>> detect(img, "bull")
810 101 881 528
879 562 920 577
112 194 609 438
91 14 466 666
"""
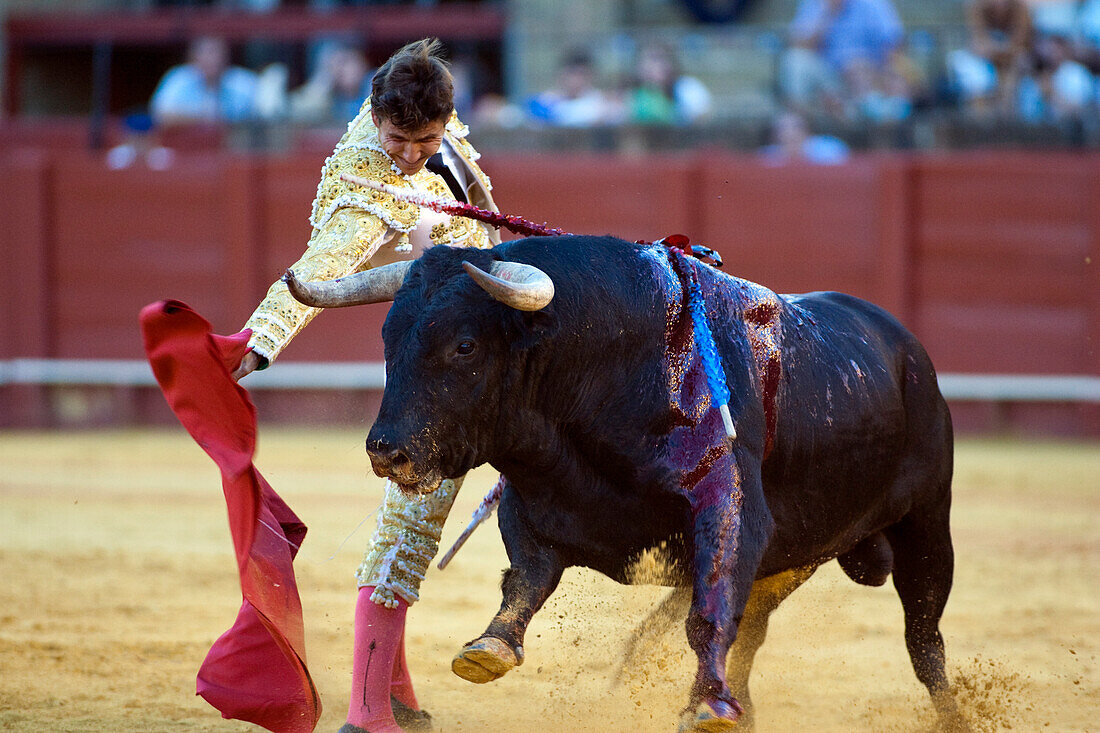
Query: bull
285 234 962 731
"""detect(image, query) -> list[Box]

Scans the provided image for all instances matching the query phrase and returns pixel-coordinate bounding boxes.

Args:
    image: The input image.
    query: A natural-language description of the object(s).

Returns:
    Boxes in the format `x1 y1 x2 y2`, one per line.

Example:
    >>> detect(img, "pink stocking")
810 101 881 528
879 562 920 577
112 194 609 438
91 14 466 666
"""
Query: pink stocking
390 630 420 711
346 586 406 733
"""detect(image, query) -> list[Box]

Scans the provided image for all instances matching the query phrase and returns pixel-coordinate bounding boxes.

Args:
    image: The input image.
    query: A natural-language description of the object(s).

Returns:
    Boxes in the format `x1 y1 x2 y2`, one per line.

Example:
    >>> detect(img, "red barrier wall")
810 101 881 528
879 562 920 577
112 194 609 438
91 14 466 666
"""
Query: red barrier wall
51 154 236 358
696 155 913 321
1 148 1096 431
911 153 1099 376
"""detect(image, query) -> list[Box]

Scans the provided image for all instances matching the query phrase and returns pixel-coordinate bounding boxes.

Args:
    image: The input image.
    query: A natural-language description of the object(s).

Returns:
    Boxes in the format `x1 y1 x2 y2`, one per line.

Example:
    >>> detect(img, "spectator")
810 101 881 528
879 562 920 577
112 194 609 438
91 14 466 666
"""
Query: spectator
1078 0 1100 69
1032 0 1100 73
1020 32 1097 120
290 44 374 125
845 52 916 121
526 51 616 127
780 0 907 119
470 94 527 128
947 0 1033 115
758 109 850 165
150 36 258 126
626 43 713 125
105 113 175 171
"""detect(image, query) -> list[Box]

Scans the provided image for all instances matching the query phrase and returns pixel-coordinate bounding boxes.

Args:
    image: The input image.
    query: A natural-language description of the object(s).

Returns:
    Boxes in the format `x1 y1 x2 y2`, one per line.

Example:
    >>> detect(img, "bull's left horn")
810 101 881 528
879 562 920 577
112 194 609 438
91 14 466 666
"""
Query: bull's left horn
284 260 413 308
462 261 555 311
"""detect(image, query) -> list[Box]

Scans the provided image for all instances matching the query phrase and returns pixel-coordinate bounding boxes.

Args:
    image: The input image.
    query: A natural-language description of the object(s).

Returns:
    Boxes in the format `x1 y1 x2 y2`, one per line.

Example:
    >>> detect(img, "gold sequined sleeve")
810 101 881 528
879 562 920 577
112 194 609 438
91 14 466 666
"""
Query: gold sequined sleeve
243 208 392 363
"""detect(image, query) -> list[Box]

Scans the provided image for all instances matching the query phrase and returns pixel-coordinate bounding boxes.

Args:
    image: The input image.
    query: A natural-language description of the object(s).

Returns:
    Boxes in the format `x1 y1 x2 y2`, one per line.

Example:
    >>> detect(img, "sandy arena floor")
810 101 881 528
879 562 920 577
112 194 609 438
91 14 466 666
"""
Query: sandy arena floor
0 428 1097 732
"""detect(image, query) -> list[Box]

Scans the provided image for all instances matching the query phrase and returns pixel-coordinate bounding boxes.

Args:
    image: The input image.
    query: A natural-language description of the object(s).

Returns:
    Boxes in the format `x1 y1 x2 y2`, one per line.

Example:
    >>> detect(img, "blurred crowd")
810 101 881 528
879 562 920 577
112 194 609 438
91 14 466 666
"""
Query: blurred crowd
521 44 714 127
948 0 1100 122
116 0 1100 166
148 36 377 128
779 0 1100 126
141 35 717 132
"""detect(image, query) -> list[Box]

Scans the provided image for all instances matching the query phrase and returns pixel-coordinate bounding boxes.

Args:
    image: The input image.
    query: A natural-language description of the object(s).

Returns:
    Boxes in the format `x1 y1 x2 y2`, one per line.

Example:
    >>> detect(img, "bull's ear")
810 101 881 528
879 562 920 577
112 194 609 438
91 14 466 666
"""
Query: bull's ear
517 306 559 348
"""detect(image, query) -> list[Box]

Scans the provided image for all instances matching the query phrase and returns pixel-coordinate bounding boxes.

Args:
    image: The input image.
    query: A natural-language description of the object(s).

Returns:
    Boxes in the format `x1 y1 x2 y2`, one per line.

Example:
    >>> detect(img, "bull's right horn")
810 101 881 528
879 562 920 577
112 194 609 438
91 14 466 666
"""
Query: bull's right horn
462 260 555 311
284 260 413 308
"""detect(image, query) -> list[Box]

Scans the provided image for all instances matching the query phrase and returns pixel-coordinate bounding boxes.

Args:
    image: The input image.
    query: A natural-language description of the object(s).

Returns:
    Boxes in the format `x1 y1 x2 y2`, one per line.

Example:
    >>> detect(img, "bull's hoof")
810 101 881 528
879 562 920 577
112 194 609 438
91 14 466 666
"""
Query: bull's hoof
677 699 743 733
451 636 521 684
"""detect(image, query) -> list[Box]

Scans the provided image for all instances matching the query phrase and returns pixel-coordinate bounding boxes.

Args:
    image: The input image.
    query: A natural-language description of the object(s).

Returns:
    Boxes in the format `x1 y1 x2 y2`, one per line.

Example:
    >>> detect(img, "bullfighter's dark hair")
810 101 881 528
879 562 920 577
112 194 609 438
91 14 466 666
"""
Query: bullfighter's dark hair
371 38 454 131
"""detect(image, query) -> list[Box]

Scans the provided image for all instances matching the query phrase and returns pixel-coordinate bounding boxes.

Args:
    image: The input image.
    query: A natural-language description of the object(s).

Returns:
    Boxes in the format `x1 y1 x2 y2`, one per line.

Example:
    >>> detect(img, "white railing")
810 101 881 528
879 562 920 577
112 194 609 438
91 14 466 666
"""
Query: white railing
0 359 385 390
1 359 1097 402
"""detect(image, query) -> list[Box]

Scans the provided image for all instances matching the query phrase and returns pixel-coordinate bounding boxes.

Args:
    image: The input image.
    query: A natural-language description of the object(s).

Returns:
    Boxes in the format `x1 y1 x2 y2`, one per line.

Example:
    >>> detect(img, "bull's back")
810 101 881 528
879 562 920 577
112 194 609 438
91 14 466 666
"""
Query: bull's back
758 291 951 572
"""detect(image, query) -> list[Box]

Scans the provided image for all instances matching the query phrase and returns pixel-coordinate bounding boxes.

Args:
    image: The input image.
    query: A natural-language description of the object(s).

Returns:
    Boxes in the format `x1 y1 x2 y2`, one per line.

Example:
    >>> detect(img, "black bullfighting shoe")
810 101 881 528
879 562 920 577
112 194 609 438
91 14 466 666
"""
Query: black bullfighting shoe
336 697 432 733
391 696 433 732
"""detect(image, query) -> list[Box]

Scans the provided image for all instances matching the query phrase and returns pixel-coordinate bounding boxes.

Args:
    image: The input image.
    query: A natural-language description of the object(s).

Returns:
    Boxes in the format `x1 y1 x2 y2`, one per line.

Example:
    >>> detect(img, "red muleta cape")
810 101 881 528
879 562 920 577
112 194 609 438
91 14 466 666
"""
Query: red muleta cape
140 300 321 733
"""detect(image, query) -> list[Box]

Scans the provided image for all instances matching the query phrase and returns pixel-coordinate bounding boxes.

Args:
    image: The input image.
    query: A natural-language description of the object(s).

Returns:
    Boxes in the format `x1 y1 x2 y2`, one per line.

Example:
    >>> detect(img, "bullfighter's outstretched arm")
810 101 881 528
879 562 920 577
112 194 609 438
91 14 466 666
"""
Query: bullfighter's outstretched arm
244 206 394 363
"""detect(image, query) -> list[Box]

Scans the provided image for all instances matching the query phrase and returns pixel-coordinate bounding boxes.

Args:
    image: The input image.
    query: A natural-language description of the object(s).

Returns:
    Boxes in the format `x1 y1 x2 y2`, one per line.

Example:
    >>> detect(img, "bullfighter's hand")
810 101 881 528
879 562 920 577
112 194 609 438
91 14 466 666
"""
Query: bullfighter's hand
232 350 264 382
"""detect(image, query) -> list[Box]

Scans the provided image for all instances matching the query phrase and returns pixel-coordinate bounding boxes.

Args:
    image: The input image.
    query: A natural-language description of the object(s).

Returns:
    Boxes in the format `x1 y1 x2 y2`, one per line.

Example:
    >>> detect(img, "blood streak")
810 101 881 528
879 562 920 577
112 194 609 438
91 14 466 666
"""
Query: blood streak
742 299 782 459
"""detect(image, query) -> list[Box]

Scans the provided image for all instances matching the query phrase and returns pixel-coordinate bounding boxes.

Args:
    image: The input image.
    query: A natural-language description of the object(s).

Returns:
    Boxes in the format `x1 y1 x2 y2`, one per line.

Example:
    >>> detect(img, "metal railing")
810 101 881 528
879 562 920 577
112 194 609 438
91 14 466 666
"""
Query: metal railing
2 358 1097 402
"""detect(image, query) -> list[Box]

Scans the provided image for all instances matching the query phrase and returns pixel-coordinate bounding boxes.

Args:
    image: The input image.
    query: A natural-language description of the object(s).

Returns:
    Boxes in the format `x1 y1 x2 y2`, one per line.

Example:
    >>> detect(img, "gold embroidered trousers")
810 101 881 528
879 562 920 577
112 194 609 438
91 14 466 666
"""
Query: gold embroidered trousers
355 477 463 607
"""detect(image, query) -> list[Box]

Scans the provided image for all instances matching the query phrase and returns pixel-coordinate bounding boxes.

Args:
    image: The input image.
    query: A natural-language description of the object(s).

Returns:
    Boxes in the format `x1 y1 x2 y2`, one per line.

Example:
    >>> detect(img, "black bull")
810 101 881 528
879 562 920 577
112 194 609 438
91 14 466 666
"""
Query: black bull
293 234 961 731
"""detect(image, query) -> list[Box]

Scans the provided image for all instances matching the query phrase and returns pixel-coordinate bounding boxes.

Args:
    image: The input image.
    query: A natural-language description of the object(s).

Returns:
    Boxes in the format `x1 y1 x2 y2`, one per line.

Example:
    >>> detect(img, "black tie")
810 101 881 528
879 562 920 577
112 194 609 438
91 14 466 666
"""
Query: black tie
425 153 468 204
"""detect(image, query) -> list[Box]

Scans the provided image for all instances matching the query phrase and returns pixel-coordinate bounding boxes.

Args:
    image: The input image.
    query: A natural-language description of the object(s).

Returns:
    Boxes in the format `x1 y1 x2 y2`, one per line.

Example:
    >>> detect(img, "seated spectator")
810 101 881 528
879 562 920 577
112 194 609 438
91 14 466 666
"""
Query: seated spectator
759 109 850 165
626 43 713 125
780 0 907 120
1032 0 1100 73
526 51 617 127
150 36 258 126
947 0 1033 115
470 94 527 128
289 44 374 125
1019 32 1097 120
105 113 175 171
1078 0 1100 69
846 53 916 121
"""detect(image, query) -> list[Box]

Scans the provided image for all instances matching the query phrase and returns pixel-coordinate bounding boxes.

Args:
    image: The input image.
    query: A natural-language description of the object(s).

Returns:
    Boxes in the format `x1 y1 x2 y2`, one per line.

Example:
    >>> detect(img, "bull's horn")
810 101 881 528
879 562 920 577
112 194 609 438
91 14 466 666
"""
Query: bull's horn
283 260 413 308
462 261 555 311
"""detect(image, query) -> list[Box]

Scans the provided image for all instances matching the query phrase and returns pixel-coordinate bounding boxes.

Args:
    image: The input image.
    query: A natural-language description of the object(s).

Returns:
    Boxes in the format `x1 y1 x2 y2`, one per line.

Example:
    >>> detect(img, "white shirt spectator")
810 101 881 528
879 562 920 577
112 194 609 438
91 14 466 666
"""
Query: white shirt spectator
151 64 258 124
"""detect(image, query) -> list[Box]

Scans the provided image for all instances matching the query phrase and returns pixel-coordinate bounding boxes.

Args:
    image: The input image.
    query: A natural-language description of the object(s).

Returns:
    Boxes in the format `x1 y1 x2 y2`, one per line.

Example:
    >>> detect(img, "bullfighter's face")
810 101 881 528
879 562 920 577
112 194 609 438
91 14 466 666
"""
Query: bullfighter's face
373 113 446 177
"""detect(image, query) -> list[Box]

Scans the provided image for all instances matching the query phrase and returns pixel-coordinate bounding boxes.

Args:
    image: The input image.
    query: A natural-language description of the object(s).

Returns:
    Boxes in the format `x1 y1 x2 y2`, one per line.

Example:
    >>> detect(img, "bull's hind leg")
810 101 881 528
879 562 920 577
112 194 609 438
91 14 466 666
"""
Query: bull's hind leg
885 494 967 729
617 567 816 731
724 566 817 730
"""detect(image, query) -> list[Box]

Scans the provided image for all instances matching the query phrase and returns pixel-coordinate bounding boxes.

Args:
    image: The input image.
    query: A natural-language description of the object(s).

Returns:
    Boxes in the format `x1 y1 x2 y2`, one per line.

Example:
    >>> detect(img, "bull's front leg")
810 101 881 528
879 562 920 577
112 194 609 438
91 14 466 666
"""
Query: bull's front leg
452 488 564 684
681 450 771 733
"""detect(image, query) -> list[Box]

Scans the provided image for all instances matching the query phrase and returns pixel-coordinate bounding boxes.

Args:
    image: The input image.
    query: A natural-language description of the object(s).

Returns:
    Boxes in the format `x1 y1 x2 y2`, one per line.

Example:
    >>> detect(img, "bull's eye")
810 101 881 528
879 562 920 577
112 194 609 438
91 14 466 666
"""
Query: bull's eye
455 339 476 356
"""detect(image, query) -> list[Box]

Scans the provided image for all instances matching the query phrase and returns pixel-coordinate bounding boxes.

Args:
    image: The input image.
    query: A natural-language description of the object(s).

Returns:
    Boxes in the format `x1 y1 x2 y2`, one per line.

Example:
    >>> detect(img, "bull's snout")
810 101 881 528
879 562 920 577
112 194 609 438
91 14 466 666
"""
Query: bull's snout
366 436 443 495
366 438 415 481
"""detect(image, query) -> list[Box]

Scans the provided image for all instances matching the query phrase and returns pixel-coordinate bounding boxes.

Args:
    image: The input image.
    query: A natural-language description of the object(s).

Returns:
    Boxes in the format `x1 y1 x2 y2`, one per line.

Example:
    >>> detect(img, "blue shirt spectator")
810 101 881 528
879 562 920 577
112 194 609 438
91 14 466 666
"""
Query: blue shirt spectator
790 0 905 72
151 36 258 126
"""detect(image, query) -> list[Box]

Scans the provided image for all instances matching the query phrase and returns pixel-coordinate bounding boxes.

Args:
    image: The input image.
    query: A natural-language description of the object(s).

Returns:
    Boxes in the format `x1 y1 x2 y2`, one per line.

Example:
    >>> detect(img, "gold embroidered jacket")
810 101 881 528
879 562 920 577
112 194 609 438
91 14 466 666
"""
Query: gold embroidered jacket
244 102 500 362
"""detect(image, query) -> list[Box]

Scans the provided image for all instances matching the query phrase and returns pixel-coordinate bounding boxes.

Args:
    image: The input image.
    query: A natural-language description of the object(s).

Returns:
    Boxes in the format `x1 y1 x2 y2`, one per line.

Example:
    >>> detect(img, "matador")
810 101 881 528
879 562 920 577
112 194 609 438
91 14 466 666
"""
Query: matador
234 39 498 733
